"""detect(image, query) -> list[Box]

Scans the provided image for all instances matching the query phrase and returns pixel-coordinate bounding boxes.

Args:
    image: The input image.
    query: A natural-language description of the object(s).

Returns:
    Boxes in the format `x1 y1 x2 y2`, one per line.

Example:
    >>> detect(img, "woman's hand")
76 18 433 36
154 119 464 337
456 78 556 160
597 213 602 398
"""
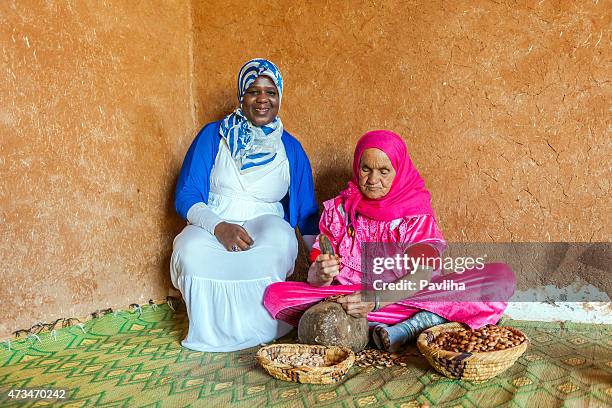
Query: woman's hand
214 222 254 251
307 254 341 287
336 291 375 318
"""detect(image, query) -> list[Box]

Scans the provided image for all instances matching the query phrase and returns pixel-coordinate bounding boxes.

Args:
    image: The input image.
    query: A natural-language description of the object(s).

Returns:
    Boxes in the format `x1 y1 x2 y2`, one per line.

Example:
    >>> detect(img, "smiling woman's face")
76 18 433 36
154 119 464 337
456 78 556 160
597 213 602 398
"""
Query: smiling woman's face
358 148 396 199
241 75 279 126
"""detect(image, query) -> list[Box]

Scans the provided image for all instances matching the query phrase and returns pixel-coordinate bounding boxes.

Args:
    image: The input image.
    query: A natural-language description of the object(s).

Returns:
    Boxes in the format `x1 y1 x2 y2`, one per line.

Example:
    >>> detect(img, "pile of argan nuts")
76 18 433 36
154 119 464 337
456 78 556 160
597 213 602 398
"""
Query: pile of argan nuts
430 325 526 353
355 349 415 368
271 352 327 367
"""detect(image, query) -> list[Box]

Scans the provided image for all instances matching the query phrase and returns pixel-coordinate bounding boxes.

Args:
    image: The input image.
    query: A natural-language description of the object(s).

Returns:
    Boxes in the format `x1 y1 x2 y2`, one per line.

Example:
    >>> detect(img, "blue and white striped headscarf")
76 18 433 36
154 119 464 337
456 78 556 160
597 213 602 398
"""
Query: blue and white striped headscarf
220 58 284 173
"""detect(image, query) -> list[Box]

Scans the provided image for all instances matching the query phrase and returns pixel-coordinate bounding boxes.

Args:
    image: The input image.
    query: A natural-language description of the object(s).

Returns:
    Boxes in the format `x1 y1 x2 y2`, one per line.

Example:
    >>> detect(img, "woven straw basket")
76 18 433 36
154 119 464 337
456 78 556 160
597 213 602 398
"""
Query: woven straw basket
417 322 529 381
256 344 355 384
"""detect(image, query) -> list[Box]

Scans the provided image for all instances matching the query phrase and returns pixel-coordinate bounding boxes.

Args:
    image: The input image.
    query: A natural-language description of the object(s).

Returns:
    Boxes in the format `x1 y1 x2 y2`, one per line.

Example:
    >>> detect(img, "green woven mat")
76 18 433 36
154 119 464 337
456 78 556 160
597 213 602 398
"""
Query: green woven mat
1 304 610 407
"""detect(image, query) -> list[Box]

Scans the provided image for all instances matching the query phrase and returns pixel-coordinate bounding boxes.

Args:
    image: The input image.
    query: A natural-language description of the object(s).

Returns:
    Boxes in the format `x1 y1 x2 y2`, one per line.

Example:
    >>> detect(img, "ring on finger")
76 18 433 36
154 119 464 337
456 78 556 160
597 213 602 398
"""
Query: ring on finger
231 244 239 252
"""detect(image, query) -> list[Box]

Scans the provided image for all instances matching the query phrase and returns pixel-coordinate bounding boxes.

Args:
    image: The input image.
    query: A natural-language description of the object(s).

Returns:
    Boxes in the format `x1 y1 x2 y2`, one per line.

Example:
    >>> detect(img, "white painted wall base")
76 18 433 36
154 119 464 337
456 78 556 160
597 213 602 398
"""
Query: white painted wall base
505 301 612 324
504 281 611 324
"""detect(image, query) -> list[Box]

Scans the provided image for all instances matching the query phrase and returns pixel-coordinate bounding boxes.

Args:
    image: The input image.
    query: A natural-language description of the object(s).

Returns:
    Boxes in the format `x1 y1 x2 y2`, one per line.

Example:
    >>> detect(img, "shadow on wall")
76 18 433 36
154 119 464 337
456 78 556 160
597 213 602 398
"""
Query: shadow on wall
315 167 353 204
131 103 191 294
162 177 185 291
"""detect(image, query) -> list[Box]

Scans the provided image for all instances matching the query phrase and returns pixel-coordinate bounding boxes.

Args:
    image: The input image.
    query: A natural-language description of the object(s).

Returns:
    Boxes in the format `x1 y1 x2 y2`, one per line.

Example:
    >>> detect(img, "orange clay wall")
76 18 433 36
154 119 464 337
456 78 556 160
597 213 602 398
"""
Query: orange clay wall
1 1 610 336
194 0 610 243
0 2 196 337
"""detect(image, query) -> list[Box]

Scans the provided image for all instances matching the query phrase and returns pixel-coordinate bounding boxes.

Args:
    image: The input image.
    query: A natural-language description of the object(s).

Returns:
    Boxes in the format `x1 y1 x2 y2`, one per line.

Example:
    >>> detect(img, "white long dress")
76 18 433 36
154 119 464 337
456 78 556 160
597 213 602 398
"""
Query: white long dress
170 141 296 352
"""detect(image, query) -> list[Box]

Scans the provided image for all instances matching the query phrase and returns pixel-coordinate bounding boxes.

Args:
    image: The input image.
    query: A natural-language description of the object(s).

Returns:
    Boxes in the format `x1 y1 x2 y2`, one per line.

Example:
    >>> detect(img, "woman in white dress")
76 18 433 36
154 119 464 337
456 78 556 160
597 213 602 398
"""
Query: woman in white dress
171 59 319 352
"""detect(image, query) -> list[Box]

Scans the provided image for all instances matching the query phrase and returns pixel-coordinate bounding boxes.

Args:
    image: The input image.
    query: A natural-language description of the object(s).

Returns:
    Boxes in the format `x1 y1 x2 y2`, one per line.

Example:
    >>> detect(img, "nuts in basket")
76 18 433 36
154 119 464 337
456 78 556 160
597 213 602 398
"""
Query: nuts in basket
272 352 327 367
417 323 529 381
430 325 526 353
256 344 355 384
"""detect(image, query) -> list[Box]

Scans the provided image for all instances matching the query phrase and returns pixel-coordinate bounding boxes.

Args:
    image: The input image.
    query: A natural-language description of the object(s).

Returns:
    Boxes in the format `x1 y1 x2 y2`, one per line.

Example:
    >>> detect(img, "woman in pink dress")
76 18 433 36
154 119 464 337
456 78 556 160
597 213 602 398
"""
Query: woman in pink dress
264 130 515 352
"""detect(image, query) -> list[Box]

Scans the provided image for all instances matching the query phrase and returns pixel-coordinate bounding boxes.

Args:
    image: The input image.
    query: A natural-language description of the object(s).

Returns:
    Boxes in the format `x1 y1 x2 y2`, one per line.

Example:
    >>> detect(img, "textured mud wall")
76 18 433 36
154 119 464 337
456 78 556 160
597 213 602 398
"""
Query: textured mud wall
0 1 194 336
193 0 610 244
1 1 610 337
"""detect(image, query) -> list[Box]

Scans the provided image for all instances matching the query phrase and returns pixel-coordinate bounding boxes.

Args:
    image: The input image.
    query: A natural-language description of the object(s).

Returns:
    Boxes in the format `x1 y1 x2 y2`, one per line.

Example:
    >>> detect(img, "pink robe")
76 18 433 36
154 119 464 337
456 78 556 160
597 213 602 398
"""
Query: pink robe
264 197 514 329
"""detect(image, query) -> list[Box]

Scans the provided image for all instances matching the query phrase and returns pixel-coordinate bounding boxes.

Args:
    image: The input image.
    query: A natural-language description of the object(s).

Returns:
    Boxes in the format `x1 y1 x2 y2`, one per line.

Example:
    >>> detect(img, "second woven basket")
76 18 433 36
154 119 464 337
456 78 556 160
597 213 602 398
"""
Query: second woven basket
417 322 529 381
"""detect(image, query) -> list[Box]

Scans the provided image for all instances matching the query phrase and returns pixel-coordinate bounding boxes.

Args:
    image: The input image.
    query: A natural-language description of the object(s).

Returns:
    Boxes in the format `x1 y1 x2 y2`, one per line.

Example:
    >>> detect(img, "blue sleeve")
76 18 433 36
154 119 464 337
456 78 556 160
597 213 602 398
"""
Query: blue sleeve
292 140 320 236
175 123 219 220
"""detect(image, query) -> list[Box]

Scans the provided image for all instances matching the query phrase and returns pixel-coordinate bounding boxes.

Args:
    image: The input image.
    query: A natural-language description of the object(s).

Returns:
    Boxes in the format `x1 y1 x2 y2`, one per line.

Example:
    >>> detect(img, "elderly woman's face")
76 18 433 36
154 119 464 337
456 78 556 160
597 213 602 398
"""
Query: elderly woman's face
241 75 279 126
358 148 396 199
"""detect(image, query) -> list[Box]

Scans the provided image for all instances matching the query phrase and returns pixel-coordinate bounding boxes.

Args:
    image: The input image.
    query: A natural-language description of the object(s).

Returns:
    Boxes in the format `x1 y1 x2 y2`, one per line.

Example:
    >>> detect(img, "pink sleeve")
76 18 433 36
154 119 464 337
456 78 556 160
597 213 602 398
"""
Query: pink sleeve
313 197 346 254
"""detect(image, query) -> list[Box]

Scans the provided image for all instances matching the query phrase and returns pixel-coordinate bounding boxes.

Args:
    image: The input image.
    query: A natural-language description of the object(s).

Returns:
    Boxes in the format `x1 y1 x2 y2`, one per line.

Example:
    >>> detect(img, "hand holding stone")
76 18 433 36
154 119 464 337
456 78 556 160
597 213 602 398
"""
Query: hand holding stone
307 254 341 287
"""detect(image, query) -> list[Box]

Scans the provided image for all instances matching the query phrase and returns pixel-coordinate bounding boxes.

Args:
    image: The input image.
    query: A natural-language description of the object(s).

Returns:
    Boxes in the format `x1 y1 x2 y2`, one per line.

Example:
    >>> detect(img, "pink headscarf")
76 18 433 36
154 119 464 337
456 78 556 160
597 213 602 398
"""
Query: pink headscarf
340 130 433 223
